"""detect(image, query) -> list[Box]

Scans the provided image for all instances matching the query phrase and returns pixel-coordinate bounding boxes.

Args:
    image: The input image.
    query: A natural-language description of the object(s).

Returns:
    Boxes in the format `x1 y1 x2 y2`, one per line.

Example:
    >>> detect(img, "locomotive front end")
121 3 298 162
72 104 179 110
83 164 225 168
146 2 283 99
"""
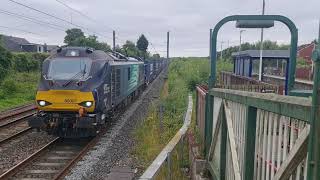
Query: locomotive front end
29 47 106 137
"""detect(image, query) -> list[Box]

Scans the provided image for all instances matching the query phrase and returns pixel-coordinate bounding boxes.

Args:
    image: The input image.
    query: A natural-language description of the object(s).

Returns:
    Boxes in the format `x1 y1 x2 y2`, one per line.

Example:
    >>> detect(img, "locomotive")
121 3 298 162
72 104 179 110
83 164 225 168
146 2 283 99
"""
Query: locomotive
29 47 165 137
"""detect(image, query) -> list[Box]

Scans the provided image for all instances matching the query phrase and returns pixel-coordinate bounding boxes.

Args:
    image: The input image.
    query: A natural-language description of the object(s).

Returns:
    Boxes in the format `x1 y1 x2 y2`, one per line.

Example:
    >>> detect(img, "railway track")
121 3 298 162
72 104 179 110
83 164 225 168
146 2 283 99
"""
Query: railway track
0 104 37 145
0 134 100 180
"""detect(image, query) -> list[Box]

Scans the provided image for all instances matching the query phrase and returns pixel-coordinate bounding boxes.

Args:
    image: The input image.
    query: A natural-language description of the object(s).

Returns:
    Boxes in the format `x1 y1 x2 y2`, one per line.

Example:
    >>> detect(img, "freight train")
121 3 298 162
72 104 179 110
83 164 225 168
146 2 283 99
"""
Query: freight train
29 47 166 137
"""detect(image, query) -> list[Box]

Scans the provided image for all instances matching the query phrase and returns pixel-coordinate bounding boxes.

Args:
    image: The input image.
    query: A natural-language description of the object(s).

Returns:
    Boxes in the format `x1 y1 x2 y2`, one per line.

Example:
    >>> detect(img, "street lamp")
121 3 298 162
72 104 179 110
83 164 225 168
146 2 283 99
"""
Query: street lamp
258 0 266 81
239 30 246 52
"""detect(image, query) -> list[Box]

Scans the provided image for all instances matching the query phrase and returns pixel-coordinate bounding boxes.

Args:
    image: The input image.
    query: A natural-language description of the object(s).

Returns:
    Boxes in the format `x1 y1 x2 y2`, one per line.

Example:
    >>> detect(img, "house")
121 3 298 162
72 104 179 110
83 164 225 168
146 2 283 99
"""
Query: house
0 35 57 53
297 42 316 64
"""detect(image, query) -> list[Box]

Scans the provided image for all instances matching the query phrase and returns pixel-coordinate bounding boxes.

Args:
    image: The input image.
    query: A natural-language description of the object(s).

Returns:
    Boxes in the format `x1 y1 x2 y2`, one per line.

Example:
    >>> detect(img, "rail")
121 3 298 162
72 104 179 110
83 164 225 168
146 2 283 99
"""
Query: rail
139 95 193 180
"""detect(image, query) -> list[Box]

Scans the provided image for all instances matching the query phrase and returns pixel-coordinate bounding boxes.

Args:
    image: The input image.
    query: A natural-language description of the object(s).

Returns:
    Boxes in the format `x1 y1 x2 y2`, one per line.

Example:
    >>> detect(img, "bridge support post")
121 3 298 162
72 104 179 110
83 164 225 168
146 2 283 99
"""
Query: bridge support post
205 94 213 156
307 43 320 180
243 106 257 180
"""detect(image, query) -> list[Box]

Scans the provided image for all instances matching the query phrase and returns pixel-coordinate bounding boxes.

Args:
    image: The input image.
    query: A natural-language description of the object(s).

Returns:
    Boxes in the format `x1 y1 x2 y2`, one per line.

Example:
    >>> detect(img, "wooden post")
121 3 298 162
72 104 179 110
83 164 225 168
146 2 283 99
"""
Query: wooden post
167 152 172 180
205 94 214 157
243 106 257 180
220 104 227 179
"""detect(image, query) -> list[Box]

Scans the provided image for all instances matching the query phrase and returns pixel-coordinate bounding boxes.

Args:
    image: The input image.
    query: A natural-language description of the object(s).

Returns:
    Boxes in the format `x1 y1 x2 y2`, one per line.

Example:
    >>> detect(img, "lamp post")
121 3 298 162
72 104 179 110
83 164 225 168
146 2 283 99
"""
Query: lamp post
258 0 266 81
239 30 246 52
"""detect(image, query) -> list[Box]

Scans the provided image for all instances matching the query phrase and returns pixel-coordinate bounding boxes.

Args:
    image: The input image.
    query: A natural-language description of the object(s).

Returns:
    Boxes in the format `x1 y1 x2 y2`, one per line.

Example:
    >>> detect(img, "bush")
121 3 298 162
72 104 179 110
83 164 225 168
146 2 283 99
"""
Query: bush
1 78 18 95
13 53 40 72
0 46 12 82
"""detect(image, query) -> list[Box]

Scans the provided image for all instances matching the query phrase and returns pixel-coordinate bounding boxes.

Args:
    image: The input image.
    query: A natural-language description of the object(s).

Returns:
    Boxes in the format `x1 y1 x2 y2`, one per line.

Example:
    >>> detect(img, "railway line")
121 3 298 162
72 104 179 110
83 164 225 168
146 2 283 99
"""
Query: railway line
0 136 99 180
0 104 36 146
0 101 126 179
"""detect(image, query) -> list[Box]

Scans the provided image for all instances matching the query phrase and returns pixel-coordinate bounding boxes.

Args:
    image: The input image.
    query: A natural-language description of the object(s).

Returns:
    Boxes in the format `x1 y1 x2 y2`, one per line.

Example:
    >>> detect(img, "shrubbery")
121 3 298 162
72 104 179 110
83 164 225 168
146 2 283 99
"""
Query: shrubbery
0 46 13 82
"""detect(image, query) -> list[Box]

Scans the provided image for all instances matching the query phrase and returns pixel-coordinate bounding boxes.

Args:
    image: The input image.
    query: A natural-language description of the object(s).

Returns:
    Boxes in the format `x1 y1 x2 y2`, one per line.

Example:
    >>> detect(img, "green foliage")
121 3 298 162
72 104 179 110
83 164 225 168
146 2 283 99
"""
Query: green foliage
121 40 140 57
137 34 149 59
1 78 18 95
0 45 13 82
297 57 311 68
64 28 85 45
72 35 111 51
12 53 39 72
0 71 39 111
152 54 160 58
64 29 111 52
133 57 232 175
220 40 290 61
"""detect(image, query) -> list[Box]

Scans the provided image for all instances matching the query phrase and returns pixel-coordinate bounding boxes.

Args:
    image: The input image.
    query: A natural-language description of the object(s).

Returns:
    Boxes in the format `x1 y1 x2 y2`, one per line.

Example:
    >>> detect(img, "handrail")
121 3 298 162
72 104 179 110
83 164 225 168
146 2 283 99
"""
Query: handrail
139 95 193 180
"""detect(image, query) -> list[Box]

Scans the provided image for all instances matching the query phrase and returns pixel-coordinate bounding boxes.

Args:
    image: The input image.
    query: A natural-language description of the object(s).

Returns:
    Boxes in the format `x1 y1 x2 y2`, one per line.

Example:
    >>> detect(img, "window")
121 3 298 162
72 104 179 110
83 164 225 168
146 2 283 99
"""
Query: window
128 67 131 80
47 58 92 80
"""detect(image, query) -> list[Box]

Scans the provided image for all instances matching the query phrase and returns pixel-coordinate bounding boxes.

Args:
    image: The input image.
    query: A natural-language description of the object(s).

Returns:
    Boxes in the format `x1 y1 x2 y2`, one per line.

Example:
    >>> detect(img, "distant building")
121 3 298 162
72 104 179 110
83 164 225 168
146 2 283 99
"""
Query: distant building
0 35 57 53
297 42 316 64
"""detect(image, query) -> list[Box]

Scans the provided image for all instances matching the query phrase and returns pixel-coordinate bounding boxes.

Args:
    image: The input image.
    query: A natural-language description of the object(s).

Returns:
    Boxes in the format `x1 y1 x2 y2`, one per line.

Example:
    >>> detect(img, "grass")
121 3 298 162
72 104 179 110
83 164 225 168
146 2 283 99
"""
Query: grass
132 57 233 178
0 71 39 111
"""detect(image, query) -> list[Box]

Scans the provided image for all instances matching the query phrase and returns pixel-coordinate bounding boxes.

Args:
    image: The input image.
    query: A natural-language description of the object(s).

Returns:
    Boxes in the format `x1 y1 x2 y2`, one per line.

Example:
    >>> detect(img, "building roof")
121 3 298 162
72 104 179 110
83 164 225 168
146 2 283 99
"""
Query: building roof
2 35 29 44
232 50 290 59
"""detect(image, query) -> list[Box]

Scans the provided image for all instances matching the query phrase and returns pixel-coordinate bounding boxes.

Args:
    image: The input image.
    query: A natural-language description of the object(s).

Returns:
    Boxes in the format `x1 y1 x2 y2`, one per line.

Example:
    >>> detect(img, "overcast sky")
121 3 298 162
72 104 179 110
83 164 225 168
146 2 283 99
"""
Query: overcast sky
0 0 319 57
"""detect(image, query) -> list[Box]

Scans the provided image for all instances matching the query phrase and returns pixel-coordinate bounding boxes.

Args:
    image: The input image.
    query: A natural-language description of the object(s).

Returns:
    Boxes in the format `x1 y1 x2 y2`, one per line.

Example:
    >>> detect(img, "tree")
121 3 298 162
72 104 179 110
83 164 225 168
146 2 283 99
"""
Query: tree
152 54 160 58
73 35 111 51
0 45 12 82
122 41 139 57
137 34 149 59
64 28 85 45
64 29 111 52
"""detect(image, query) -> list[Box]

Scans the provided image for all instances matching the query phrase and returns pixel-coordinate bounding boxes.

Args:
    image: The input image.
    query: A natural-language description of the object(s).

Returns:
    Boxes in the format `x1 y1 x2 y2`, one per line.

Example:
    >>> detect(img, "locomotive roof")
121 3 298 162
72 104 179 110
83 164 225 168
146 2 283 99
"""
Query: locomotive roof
47 47 142 62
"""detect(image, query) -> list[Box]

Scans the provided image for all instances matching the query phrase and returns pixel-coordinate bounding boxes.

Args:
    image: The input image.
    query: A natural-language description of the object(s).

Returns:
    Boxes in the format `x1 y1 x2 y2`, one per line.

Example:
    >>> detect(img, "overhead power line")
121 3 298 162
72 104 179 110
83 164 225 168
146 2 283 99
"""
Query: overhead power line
0 25 43 36
7 0 110 39
0 9 65 32
54 0 114 34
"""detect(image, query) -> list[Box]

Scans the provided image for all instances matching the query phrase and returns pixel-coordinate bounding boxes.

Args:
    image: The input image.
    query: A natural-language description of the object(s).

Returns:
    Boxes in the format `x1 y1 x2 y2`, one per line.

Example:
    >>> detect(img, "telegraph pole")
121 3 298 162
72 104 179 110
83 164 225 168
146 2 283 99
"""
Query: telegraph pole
113 30 116 51
167 31 170 59
258 0 266 81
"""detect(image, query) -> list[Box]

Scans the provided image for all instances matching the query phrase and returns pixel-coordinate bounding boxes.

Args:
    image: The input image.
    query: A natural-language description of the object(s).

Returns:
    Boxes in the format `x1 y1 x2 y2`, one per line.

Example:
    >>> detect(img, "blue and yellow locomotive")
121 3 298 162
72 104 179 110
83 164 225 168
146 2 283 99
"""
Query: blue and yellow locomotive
29 47 148 137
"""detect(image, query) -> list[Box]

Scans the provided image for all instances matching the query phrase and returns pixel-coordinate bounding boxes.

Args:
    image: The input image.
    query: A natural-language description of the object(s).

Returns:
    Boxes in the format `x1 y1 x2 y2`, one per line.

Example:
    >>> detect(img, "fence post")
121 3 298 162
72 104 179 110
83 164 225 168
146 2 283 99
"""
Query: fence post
220 104 227 180
244 106 257 180
167 152 172 180
179 136 184 168
307 43 320 180
205 94 214 157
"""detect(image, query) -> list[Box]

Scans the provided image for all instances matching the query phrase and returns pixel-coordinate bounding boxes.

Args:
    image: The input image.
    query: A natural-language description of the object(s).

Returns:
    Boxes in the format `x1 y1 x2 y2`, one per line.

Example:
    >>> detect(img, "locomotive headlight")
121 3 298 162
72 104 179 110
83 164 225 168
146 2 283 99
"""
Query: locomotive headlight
37 100 51 107
79 101 93 108
39 101 46 106
85 101 92 107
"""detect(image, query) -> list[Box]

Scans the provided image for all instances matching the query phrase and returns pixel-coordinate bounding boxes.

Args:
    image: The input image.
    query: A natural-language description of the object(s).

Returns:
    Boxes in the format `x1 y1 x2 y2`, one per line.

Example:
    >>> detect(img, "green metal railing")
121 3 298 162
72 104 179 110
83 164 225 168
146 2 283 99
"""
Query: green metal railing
202 14 320 180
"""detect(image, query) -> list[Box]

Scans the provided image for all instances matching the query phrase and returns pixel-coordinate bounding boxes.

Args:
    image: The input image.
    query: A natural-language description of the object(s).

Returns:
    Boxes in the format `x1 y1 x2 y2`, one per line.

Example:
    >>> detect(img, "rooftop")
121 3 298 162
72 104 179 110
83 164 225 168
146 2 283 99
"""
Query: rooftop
232 50 290 59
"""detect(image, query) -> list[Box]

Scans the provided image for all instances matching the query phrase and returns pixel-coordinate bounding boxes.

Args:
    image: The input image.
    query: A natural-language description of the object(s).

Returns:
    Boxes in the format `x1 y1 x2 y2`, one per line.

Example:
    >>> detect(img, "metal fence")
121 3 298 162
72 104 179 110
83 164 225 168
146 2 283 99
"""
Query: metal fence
139 95 193 180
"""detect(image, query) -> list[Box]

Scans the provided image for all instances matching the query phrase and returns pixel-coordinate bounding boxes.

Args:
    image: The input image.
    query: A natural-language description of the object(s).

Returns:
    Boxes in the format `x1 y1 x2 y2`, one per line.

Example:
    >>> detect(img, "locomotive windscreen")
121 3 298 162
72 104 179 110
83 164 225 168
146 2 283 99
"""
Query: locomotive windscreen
47 58 92 80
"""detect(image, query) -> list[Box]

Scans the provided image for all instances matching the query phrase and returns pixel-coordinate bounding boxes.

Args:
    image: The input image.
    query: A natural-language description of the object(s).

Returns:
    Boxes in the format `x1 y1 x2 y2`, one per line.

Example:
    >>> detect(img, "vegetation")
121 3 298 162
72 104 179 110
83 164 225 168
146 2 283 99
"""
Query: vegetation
132 57 233 177
219 40 290 61
0 71 39 111
137 34 149 59
0 42 48 111
0 45 12 82
64 28 111 51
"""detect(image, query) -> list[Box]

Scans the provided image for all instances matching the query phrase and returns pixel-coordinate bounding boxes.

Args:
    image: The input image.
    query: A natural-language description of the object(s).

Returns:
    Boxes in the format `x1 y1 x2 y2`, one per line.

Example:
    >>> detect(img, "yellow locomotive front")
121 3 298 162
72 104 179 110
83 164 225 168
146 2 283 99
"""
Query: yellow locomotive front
29 47 109 137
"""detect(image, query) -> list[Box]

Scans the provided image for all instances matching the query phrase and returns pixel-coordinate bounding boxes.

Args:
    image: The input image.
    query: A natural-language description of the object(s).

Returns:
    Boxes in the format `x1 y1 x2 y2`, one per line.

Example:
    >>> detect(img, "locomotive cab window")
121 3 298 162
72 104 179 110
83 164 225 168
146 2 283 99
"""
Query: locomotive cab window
128 67 131 80
47 58 92 80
